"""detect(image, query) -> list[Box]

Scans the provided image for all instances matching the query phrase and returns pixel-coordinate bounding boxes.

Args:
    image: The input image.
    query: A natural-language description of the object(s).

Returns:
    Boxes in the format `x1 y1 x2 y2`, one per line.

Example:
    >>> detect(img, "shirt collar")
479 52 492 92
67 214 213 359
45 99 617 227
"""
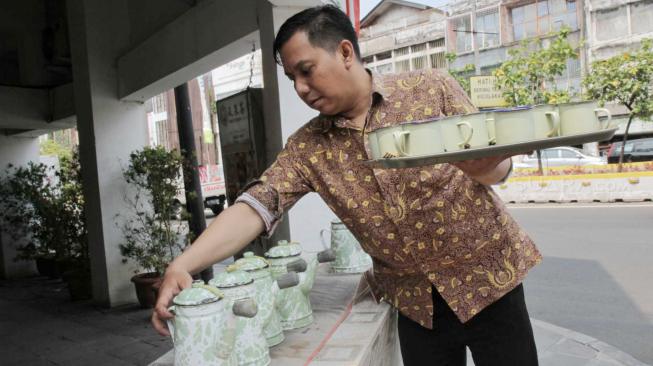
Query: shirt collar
317 68 390 132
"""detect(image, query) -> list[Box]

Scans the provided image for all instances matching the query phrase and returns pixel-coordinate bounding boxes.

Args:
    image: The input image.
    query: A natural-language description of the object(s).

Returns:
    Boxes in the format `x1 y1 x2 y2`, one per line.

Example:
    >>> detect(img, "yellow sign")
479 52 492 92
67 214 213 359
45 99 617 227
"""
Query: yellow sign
470 76 508 108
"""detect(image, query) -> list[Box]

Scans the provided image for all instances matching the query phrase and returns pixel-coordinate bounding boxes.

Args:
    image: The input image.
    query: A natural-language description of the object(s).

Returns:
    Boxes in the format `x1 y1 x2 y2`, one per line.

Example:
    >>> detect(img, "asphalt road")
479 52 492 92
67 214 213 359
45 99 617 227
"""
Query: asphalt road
508 203 653 365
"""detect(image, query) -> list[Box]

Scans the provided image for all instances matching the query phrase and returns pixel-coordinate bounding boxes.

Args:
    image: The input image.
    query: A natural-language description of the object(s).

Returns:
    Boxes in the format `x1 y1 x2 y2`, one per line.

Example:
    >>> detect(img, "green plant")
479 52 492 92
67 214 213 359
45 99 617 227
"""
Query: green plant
0 151 87 267
493 28 578 174
0 162 60 261
445 52 476 96
57 150 89 270
583 39 653 171
119 146 187 276
493 28 577 106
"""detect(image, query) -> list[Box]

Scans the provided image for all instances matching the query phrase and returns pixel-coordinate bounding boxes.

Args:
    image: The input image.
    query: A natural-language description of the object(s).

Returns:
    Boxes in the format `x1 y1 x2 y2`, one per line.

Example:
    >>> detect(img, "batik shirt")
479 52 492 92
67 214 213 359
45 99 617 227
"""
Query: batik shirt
235 68 542 329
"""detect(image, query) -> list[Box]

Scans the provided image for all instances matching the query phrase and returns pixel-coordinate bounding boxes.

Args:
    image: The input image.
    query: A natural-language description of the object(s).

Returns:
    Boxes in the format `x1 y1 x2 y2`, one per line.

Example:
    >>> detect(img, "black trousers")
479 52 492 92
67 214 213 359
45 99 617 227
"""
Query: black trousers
398 284 538 366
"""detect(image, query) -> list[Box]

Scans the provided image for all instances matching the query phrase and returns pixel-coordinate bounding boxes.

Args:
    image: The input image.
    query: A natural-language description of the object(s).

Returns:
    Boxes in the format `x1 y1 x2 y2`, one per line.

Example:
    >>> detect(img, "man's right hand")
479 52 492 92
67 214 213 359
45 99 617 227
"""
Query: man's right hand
152 267 193 336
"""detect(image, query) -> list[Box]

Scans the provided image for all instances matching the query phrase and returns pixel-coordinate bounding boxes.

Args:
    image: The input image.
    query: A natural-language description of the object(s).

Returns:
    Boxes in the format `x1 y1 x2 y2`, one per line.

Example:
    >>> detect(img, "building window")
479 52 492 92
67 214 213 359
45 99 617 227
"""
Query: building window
412 56 428 70
430 52 447 69
376 63 393 74
429 39 445 49
631 0 653 35
452 15 473 53
511 0 578 41
395 47 409 57
376 51 392 61
595 6 628 41
362 56 374 64
411 43 427 53
476 8 500 49
480 63 501 75
155 120 168 148
395 59 410 72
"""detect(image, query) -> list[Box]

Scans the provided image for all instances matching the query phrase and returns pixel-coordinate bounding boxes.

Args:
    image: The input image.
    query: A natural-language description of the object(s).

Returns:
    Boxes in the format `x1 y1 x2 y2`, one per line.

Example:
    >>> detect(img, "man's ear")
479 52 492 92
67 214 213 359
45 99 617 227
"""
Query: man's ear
338 40 356 69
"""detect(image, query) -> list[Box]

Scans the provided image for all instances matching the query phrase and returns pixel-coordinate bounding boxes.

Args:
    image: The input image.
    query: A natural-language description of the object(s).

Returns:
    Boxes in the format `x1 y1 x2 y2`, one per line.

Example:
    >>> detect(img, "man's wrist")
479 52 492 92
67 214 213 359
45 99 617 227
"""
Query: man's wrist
470 158 512 185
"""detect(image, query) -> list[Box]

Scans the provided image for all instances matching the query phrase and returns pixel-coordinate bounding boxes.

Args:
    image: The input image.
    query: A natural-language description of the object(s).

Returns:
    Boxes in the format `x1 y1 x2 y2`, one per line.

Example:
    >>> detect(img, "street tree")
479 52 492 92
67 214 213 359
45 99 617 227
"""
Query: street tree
583 39 653 171
493 28 578 173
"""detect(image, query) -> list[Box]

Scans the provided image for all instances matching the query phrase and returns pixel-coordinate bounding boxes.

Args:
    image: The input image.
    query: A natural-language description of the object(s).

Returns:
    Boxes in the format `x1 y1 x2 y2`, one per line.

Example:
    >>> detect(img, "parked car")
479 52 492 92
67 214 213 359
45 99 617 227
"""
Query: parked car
514 147 606 168
173 164 227 217
607 137 653 164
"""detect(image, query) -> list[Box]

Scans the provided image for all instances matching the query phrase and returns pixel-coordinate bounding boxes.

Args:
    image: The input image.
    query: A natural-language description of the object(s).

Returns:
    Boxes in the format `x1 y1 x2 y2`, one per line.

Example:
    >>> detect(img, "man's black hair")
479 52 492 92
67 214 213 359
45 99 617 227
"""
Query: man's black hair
273 5 361 65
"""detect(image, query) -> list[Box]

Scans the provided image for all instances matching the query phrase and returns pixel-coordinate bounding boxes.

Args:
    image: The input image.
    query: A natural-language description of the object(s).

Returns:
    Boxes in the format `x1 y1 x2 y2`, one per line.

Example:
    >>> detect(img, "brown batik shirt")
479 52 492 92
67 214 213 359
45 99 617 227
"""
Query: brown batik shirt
235 68 542 329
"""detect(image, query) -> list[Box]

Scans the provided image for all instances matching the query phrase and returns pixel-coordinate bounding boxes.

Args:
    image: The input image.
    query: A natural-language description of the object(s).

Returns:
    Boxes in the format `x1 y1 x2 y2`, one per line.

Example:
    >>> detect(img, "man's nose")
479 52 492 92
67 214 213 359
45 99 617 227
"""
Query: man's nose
294 79 310 96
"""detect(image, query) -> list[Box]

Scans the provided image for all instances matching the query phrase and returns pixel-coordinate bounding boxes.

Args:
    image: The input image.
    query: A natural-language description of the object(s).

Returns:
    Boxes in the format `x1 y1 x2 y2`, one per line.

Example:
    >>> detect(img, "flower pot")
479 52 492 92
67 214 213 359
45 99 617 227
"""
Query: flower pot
62 269 92 301
36 257 62 279
131 272 162 308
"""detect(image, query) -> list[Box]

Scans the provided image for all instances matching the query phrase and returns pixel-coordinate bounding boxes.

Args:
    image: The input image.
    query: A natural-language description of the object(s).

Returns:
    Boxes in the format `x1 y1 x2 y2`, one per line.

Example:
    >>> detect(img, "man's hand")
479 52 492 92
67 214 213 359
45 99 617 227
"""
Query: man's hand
453 154 512 186
151 267 193 336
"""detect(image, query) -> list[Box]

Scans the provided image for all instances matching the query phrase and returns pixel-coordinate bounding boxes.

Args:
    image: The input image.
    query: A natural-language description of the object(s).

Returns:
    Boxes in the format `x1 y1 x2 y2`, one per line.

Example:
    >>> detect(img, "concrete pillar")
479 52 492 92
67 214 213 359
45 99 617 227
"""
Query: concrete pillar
67 0 148 306
257 1 338 252
0 136 40 279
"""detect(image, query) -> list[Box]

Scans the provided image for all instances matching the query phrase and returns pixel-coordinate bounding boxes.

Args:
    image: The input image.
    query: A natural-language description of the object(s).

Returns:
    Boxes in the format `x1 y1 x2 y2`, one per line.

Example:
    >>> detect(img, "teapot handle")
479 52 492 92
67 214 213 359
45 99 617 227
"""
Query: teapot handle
319 229 331 250
166 306 176 343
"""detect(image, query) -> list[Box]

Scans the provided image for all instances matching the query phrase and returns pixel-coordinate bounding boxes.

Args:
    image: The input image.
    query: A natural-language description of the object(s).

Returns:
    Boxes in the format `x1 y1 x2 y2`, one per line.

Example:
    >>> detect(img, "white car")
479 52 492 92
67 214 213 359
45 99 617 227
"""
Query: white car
514 147 606 168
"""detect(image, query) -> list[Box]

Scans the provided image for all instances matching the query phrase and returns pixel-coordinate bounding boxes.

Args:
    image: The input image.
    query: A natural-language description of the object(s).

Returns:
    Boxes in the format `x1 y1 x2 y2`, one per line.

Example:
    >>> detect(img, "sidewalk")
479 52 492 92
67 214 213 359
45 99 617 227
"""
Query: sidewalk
1 276 649 366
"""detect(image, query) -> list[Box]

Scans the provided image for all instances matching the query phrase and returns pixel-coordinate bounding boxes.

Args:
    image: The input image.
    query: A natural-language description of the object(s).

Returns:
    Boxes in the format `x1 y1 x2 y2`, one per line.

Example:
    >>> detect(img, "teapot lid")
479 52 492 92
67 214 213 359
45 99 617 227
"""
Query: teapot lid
209 268 254 288
172 281 224 306
234 252 269 271
264 240 302 258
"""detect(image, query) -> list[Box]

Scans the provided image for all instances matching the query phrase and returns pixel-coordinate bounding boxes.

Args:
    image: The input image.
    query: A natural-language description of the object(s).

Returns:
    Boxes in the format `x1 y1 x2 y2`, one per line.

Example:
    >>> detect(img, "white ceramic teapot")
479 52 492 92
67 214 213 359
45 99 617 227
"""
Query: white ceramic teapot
264 240 335 330
167 281 257 366
234 252 300 347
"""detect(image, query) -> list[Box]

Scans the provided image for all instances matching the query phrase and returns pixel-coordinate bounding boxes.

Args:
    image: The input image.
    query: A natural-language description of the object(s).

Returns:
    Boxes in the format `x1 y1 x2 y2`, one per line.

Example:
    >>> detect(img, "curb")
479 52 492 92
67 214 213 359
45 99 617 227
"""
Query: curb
531 319 651 366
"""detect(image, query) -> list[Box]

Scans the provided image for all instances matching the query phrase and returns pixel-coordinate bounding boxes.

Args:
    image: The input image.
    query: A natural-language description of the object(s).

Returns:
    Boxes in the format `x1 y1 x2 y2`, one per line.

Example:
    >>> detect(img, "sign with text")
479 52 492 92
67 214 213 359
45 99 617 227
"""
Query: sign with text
470 76 508 108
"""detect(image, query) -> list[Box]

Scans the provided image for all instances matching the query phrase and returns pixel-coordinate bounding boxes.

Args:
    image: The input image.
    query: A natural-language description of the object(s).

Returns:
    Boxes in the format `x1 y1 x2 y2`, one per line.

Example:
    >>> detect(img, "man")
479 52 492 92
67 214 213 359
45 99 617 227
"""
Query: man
152 5 541 365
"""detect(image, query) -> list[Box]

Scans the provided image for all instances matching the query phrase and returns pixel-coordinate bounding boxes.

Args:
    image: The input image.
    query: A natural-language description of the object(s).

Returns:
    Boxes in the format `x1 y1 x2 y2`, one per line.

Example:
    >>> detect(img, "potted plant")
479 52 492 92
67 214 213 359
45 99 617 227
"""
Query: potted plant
0 151 92 300
119 146 188 308
0 162 66 277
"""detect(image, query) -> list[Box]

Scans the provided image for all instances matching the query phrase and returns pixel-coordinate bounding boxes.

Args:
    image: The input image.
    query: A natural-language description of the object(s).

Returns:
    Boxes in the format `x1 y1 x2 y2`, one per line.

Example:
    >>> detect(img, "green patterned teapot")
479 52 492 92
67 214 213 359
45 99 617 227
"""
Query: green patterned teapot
209 269 269 366
167 281 256 366
264 240 335 330
234 252 300 347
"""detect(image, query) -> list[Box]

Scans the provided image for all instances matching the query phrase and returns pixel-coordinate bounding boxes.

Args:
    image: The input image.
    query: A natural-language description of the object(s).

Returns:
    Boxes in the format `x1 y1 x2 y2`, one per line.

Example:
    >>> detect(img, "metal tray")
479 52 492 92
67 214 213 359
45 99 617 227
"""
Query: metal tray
364 128 618 169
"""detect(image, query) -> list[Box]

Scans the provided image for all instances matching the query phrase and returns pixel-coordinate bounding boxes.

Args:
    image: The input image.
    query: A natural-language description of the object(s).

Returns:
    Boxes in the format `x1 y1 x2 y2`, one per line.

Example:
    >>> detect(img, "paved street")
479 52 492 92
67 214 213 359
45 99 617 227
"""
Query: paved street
509 203 653 365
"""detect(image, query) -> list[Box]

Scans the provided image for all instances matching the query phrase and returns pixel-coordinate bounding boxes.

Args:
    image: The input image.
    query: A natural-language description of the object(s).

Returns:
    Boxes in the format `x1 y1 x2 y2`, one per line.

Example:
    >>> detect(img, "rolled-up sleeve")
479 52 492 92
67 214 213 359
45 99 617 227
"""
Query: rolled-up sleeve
235 137 313 236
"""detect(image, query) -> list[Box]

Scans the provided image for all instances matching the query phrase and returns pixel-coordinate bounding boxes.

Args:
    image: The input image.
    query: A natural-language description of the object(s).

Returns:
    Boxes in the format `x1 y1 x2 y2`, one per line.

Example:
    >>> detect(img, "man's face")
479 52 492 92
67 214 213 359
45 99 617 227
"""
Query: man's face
279 31 352 116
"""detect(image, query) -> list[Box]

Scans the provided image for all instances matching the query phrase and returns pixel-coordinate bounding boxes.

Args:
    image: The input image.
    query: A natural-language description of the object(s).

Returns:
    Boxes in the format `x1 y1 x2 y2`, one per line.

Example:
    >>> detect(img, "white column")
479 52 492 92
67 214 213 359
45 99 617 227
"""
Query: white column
67 0 148 305
257 1 338 252
0 136 40 279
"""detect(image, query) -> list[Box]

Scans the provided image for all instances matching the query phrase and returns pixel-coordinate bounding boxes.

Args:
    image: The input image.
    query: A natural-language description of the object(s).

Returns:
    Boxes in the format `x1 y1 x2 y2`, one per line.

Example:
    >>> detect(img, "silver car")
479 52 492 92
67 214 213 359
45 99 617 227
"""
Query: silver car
514 147 606 168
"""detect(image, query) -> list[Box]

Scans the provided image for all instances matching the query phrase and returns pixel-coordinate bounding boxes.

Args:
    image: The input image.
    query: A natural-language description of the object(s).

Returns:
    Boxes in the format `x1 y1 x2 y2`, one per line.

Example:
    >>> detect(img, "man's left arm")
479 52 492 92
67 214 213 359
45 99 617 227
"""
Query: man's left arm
453 155 513 186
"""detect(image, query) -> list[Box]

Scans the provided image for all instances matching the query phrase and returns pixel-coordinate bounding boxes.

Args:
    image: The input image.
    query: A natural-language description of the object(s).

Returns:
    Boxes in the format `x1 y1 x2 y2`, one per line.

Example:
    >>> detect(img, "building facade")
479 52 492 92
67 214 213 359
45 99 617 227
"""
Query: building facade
359 0 448 74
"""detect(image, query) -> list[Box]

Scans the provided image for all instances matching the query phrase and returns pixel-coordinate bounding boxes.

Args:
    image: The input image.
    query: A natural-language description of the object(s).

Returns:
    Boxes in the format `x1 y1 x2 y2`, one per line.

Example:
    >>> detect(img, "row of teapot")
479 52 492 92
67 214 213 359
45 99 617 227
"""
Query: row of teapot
167 241 335 366
368 100 614 159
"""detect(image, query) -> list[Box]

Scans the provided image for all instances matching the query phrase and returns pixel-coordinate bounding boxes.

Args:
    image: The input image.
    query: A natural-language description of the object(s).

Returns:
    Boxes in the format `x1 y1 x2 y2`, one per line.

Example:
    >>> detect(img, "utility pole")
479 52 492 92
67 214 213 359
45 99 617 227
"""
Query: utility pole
174 82 212 282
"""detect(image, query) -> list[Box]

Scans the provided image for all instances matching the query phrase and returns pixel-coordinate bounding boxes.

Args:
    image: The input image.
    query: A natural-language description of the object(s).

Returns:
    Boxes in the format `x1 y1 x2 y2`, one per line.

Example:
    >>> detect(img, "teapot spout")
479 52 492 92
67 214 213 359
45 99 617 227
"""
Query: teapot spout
233 298 258 318
317 249 336 263
286 258 308 273
276 271 300 290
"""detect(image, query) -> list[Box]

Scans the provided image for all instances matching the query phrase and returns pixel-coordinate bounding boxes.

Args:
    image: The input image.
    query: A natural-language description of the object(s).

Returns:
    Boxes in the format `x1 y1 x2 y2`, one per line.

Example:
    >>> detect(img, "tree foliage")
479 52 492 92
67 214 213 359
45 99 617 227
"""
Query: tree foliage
494 28 577 106
583 39 653 169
